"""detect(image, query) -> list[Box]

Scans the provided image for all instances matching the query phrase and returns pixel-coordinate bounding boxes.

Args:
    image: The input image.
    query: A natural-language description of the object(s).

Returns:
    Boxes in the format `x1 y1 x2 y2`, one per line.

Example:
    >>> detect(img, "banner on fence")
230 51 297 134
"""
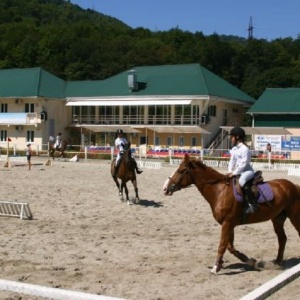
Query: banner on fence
281 136 300 151
254 135 282 151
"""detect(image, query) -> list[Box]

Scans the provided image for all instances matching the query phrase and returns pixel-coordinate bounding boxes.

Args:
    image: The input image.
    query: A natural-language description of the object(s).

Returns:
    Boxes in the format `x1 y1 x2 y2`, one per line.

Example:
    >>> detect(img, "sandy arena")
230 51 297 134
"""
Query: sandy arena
0 158 300 300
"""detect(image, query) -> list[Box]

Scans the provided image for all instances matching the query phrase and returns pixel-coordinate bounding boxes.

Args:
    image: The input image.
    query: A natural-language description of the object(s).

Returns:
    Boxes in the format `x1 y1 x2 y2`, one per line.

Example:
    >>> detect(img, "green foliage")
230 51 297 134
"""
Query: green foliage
0 0 300 99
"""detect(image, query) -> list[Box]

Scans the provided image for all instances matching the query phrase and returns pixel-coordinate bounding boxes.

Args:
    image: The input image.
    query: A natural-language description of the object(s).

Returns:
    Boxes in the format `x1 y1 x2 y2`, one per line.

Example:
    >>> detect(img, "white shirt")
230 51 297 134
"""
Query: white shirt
228 143 253 175
115 137 128 152
56 135 62 144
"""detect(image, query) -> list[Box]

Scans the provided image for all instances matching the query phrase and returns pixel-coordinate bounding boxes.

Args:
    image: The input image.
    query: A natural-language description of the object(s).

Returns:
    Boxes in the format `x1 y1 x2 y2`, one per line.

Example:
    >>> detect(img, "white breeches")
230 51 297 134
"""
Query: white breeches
238 170 254 187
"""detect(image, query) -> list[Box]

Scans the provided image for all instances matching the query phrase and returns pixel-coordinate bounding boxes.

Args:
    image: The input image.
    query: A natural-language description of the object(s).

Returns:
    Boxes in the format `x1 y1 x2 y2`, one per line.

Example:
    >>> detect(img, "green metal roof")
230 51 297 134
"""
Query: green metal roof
65 64 255 104
0 67 65 98
248 88 300 114
65 80 103 97
0 64 255 105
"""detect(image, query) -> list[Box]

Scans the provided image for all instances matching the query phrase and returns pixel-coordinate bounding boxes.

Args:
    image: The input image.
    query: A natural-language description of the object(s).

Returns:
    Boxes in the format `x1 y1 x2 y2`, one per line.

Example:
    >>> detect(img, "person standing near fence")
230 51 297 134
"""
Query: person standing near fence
26 142 32 170
266 143 272 157
266 143 272 169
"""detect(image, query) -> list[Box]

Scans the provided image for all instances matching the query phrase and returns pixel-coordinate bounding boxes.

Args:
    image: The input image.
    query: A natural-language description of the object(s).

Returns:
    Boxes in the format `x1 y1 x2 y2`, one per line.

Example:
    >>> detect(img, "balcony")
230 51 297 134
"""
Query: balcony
0 113 42 126
71 114 201 126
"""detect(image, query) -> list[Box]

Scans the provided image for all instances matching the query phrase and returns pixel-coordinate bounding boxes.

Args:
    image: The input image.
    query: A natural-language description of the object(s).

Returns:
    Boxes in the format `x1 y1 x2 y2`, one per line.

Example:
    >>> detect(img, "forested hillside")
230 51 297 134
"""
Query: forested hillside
0 0 300 98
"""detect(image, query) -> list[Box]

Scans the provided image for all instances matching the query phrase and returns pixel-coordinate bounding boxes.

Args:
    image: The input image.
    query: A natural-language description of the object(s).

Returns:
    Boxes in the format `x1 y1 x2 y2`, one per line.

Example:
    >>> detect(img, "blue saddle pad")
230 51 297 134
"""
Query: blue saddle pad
233 182 274 203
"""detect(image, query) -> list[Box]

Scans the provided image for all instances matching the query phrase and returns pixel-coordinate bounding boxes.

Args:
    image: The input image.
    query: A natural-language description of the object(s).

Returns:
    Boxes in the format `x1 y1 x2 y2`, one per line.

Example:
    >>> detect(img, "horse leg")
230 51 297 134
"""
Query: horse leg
226 231 250 263
50 150 55 161
211 222 233 274
271 211 287 265
112 176 122 200
131 178 140 204
122 182 131 205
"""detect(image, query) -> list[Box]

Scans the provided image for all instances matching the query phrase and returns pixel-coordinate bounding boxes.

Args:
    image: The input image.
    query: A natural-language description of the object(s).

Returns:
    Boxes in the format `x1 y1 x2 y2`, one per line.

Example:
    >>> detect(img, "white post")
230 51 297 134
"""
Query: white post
84 146 87 160
111 146 114 161
169 148 173 165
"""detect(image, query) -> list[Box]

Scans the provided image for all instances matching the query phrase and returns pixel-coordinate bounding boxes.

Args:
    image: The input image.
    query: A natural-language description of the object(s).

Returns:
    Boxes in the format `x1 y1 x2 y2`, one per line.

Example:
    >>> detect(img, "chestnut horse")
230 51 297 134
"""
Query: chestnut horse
163 154 300 274
111 149 140 205
49 139 70 161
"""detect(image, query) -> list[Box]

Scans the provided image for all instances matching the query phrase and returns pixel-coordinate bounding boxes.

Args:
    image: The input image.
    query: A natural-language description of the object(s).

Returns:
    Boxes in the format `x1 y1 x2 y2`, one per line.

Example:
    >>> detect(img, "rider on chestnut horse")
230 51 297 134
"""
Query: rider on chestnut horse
226 127 257 214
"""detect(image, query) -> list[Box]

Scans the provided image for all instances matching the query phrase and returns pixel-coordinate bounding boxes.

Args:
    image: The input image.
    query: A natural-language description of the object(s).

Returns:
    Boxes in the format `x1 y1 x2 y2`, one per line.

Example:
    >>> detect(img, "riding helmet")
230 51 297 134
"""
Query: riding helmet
116 129 123 134
229 127 246 139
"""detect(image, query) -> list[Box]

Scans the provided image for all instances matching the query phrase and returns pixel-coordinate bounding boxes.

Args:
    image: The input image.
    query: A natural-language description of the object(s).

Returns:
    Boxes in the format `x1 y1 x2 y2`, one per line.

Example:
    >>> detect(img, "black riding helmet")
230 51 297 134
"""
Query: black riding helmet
229 127 245 140
116 129 123 134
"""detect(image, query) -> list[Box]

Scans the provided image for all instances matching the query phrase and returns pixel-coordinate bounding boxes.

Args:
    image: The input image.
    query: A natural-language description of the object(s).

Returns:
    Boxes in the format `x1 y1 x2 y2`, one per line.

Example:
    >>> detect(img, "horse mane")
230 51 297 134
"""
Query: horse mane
188 158 226 180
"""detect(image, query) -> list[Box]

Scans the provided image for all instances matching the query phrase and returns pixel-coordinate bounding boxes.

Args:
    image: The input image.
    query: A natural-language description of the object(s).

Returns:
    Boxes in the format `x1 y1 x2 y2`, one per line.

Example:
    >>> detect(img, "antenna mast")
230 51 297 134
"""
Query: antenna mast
248 17 254 40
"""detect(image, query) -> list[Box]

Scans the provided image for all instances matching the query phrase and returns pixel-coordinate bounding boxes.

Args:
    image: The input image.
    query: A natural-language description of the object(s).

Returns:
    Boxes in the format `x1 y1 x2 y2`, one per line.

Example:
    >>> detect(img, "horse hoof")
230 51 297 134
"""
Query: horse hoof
127 200 133 205
246 258 257 268
210 265 219 275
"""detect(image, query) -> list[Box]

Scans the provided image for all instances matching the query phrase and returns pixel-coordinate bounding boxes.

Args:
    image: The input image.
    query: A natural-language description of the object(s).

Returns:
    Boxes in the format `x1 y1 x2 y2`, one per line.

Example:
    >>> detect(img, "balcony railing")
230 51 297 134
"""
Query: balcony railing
72 115 201 126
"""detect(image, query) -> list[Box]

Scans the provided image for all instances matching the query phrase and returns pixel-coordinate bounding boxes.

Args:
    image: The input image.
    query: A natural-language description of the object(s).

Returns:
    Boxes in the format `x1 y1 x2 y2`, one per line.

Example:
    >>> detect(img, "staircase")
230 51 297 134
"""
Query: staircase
206 129 229 154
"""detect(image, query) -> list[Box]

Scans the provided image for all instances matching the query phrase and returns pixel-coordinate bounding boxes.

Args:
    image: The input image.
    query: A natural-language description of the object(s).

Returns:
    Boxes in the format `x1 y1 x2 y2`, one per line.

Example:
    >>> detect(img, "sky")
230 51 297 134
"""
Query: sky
70 0 300 41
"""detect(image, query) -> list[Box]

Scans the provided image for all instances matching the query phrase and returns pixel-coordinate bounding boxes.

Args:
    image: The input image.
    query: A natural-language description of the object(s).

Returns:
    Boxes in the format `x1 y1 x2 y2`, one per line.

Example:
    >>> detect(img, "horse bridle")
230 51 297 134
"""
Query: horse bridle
167 164 194 194
168 163 229 193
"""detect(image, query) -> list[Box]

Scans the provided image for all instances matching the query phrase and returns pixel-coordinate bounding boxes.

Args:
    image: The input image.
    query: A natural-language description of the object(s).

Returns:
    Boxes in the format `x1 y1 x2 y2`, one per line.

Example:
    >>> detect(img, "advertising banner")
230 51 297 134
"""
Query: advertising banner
254 135 282 151
281 136 300 151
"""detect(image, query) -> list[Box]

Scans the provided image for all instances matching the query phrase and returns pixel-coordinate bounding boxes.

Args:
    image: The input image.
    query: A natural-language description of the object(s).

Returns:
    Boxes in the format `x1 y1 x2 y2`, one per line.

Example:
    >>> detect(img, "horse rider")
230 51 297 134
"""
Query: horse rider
114 129 143 175
226 126 257 214
55 132 62 150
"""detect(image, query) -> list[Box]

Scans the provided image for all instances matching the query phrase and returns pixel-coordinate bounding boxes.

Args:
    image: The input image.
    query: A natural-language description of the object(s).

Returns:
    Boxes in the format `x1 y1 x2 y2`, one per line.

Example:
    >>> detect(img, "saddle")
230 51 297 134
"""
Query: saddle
233 171 274 203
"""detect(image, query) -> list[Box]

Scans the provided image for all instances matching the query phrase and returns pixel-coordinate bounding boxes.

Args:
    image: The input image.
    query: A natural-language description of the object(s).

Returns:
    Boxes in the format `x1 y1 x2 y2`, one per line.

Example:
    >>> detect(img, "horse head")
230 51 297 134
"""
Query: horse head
163 154 196 195
163 154 226 196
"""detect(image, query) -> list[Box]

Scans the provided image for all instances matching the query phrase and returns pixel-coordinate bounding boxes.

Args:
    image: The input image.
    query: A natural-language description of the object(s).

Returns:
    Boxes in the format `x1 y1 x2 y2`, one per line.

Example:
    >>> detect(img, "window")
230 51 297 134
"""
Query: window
1 103 7 112
155 136 160 146
1 130 7 142
191 137 197 147
208 105 216 117
25 103 35 113
149 105 170 125
123 105 143 124
179 136 185 147
27 131 34 143
167 136 173 147
99 106 119 124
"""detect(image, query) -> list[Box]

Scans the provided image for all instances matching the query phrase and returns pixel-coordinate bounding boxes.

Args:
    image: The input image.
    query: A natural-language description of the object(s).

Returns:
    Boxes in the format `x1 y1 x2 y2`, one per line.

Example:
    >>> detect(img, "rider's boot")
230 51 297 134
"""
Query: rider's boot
132 159 143 174
243 183 258 214
113 160 120 176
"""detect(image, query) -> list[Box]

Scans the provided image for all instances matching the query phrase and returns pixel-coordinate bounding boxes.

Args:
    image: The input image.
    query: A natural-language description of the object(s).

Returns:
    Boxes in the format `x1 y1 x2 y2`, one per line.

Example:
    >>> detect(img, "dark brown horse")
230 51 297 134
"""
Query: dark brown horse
49 139 71 161
163 154 300 274
111 149 140 205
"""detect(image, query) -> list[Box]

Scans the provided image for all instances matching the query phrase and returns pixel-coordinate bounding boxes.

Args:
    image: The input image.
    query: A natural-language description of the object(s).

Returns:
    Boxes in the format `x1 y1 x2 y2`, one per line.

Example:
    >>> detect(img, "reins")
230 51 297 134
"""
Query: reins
168 163 229 193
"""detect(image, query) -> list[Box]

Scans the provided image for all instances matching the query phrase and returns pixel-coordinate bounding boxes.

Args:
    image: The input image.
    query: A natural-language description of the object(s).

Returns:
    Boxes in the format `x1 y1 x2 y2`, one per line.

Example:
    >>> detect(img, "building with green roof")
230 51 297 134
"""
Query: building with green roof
247 88 300 127
0 64 255 151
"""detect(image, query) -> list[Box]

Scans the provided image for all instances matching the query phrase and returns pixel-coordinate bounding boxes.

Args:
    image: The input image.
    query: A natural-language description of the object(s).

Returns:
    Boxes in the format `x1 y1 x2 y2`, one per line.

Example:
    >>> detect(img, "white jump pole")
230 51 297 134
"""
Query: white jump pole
0 279 127 300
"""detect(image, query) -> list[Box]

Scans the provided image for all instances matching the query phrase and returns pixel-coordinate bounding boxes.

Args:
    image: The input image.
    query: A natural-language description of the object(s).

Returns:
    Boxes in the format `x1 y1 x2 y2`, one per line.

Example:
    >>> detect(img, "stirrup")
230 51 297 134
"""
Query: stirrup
245 204 257 214
136 169 143 174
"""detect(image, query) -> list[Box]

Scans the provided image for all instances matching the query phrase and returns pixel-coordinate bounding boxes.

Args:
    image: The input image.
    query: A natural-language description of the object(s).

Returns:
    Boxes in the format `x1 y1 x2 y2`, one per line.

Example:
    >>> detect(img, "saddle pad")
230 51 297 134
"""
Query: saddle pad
233 182 274 203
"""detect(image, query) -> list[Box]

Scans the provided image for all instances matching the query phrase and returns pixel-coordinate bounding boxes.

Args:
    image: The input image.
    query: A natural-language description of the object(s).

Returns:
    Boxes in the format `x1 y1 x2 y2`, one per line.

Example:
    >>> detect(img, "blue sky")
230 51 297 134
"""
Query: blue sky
71 0 300 41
